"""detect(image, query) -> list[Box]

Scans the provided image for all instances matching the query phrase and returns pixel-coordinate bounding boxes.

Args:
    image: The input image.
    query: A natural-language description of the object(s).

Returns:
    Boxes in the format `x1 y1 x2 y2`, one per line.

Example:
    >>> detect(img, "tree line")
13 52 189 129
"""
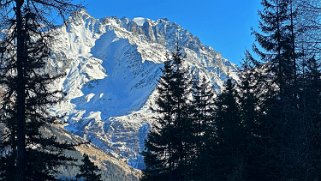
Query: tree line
142 0 321 180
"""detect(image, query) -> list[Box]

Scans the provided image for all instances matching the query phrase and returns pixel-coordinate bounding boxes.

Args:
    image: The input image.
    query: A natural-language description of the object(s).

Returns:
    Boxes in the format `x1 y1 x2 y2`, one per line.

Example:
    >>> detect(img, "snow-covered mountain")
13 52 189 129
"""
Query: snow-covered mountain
49 10 237 169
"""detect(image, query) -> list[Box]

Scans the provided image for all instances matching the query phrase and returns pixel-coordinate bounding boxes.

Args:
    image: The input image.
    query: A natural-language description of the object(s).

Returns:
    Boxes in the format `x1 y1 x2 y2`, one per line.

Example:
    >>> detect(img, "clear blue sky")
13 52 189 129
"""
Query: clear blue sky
78 0 261 64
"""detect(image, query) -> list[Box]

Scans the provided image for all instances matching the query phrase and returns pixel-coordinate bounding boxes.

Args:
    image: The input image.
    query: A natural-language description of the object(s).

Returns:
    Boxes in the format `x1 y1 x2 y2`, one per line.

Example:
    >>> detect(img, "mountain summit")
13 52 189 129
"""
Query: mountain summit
49 10 237 169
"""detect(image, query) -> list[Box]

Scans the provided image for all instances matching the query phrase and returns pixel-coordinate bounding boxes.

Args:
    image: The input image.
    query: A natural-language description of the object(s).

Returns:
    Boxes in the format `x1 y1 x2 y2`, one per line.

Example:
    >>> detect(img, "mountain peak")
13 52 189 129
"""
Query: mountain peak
72 9 93 21
132 17 147 26
50 11 237 170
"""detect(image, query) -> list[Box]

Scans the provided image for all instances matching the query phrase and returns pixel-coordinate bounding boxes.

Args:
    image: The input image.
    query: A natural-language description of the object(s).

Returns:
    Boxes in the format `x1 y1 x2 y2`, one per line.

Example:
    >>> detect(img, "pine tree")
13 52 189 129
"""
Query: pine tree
253 0 297 91
170 47 195 181
142 46 195 181
301 56 321 180
0 1 81 180
238 55 259 138
237 54 263 181
252 0 300 179
209 79 245 180
142 60 175 181
190 76 215 180
76 154 102 181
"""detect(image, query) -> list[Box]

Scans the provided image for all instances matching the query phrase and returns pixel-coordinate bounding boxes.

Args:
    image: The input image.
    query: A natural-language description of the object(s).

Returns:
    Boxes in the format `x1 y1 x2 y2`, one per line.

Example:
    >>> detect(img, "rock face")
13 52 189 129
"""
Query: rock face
48 125 141 181
49 10 237 169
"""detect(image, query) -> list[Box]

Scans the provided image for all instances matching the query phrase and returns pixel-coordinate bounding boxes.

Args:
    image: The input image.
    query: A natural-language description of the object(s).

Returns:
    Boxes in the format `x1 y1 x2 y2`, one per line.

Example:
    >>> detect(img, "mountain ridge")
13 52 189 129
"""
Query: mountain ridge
48 10 237 169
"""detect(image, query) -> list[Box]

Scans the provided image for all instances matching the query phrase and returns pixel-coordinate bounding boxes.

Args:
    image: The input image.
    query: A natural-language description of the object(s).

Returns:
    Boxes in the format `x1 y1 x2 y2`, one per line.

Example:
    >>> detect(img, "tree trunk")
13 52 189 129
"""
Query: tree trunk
15 0 26 180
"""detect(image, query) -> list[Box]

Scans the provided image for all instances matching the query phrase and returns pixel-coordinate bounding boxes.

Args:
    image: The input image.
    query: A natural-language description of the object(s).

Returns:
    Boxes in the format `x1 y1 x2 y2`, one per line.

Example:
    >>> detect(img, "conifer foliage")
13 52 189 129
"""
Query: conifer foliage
249 0 320 180
210 79 244 181
191 76 215 150
142 47 195 181
0 0 81 180
190 76 215 179
143 0 320 180
76 154 102 181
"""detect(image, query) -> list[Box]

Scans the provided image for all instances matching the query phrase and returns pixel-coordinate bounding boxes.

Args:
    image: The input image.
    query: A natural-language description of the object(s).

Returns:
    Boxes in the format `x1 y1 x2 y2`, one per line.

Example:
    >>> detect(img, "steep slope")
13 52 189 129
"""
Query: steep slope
0 123 140 180
49 10 237 169
46 125 141 180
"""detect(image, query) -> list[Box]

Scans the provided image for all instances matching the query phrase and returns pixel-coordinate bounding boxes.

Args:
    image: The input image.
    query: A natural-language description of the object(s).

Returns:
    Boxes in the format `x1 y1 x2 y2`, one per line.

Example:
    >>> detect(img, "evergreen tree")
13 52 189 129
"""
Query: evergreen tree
238 55 259 138
142 47 195 181
252 0 300 179
301 56 321 180
237 54 263 181
190 76 215 180
142 60 175 181
209 79 244 181
0 1 81 180
76 154 102 181
253 0 297 92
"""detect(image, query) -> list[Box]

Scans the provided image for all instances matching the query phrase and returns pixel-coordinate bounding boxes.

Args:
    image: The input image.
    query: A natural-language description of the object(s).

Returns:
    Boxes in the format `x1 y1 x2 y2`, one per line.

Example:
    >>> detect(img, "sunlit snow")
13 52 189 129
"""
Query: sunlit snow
49 10 237 169
132 17 146 26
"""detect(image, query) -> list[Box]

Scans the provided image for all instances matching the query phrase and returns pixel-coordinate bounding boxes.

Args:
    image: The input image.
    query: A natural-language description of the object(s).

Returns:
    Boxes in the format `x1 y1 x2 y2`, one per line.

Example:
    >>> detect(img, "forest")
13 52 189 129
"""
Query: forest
142 0 321 180
0 0 320 180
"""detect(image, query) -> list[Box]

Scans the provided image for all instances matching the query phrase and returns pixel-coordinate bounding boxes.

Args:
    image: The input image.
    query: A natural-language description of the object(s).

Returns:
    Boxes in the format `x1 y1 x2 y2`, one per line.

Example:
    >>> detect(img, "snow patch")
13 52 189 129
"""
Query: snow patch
132 17 146 26
85 93 95 102
48 12 238 170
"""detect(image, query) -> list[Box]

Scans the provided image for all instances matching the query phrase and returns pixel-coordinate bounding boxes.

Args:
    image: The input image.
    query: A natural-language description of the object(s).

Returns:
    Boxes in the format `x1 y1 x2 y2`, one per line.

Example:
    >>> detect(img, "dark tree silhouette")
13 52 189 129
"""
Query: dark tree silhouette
210 79 244 180
142 46 195 181
190 76 215 180
251 0 301 179
237 54 263 181
76 154 102 181
0 0 81 180
299 56 321 179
